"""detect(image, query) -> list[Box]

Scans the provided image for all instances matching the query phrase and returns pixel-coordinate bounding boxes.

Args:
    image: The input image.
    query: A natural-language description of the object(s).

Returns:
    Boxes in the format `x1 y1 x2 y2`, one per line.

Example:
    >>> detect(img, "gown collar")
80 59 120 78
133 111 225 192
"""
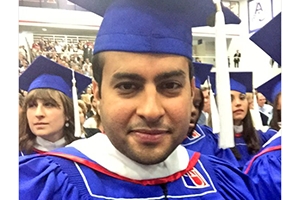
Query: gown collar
233 124 243 135
68 133 190 180
263 129 281 148
34 136 66 152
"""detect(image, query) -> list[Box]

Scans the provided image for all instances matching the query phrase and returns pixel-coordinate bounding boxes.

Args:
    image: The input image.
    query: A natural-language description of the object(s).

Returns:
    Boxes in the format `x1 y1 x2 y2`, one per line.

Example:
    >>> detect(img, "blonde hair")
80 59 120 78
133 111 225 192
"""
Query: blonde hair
246 92 254 109
78 99 87 116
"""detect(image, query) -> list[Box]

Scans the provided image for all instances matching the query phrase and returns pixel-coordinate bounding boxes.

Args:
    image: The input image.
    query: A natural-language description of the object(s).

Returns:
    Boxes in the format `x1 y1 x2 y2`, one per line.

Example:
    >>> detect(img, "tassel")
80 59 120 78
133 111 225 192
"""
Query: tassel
251 89 264 130
72 69 82 138
213 0 234 148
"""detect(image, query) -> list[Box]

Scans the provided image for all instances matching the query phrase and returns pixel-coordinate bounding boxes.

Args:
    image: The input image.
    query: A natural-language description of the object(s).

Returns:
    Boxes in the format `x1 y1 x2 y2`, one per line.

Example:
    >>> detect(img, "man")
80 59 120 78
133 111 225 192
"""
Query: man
19 0 260 199
233 50 241 68
256 92 273 124
85 94 97 119
244 13 282 199
197 86 211 126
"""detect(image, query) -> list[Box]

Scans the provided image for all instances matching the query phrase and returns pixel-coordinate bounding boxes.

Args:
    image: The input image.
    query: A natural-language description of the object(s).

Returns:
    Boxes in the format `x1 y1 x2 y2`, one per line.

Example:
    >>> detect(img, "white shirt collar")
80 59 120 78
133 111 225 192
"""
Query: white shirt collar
34 136 66 151
233 124 243 133
68 133 190 180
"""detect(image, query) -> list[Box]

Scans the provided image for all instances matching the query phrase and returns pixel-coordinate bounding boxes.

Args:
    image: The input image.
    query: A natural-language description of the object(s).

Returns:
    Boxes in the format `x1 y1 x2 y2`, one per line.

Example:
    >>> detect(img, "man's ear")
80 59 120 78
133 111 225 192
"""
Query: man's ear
92 80 100 100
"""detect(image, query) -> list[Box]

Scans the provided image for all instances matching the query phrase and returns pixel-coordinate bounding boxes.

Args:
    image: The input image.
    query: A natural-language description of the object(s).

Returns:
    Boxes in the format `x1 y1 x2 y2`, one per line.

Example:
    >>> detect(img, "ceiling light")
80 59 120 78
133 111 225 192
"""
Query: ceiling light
42 28 47 31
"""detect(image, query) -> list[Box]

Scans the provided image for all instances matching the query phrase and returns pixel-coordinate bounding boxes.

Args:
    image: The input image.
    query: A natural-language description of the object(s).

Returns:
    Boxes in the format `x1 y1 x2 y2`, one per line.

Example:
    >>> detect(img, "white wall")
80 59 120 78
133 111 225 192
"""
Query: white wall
19 6 102 29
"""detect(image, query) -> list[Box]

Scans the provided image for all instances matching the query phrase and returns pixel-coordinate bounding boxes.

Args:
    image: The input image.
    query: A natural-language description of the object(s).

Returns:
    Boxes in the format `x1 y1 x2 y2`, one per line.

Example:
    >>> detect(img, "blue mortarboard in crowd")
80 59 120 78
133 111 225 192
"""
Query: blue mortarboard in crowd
19 56 92 98
69 0 241 60
209 72 253 94
193 62 213 89
250 12 281 66
229 72 253 93
256 73 281 103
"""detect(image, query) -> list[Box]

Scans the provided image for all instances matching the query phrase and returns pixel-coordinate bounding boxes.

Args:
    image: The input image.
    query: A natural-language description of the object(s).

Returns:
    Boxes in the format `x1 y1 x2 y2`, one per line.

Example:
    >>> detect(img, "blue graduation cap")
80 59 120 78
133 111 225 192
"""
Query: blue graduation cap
19 56 92 99
69 0 241 60
193 62 213 89
256 73 281 103
250 12 281 66
209 71 253 94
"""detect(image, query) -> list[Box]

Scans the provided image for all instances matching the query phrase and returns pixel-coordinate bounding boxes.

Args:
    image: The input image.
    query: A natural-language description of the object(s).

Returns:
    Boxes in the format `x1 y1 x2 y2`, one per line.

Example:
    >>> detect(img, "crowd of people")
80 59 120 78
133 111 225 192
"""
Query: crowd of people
18 0 281 199
19 37 95 78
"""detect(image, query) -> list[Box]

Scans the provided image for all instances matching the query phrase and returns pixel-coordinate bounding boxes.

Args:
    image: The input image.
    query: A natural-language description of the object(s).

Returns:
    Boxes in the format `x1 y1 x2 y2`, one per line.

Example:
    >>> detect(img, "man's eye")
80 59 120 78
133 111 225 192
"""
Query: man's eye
117 83 137 90
115 82 142 96
161 82 182 90
157 81 183 97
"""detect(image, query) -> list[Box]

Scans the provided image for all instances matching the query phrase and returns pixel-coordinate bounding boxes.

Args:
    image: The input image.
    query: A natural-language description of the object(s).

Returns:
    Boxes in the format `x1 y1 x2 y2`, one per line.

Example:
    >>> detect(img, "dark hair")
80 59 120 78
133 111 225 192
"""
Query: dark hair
230 109 262 160
19 89 78 154
187 88 205 137
92 52 194 98
198 89 205 114
269 92 281 131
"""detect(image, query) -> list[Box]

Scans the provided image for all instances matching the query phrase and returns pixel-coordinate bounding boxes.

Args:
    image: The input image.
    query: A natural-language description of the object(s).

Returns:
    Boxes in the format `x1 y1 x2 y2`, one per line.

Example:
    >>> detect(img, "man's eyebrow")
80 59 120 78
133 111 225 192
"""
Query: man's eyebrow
112 72 146 82
111 70 186 84
154 70 186 82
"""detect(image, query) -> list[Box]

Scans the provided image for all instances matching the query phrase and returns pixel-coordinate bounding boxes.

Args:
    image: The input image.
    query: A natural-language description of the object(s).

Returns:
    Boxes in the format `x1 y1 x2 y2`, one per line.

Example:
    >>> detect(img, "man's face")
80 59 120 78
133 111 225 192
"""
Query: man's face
202 89 210 113
257 93 266 107
276 93 281 110
93 51 194 165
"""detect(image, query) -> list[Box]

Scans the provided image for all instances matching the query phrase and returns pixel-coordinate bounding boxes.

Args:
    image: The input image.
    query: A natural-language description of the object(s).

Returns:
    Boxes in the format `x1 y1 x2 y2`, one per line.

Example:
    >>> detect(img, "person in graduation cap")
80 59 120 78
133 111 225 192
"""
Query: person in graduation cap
251 12 282 132
241 12 282 200
209 72 273 169
243 129 281 200
240 12 282 200
19 0 261 199
19 56 92 156
182 62 239 167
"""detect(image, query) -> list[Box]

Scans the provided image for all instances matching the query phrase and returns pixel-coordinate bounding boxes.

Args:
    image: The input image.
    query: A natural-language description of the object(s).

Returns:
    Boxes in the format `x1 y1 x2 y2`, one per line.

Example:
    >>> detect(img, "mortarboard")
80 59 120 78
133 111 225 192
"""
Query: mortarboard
209 71 253 94
19 56 92 137
193 62 213 89
250 12 281 66
229 72 253 93
19 56 92 99
69 0 241 60
256 73 281 103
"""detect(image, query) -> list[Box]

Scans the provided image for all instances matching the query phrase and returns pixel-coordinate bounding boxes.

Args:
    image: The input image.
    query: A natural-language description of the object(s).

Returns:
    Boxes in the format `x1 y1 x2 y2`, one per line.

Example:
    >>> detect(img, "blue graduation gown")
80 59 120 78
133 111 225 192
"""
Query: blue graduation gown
181 124 239 168
19 149 41 157
243 130 281 200
234 129 273 169
19 134 260 200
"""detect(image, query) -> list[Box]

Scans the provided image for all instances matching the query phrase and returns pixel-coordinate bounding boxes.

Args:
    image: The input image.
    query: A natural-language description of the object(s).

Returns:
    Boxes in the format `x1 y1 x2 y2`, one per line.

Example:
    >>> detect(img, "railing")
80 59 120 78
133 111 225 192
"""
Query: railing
33 34 96 44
